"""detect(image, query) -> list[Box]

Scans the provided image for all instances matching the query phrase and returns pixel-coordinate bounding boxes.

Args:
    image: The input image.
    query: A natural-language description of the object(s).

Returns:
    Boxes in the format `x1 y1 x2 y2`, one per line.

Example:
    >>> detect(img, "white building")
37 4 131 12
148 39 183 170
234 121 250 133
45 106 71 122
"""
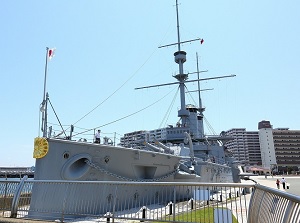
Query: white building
258 120 277 169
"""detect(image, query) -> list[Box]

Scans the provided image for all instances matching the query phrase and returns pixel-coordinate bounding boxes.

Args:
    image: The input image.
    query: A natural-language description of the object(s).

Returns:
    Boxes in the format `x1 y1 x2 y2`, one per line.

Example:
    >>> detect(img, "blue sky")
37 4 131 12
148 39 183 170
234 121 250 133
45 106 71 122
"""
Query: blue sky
1 1 299 167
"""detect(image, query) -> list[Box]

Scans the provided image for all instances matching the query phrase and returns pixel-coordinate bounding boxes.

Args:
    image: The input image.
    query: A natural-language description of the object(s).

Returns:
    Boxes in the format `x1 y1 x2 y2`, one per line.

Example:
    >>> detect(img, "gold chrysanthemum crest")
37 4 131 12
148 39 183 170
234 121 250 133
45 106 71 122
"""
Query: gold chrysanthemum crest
33 137 49 159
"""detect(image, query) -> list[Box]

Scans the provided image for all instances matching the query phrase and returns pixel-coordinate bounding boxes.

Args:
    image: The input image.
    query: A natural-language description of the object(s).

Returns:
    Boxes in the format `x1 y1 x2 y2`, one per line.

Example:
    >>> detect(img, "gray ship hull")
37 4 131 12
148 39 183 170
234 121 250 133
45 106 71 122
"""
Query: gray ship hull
29 138 199 219
34 138 188 181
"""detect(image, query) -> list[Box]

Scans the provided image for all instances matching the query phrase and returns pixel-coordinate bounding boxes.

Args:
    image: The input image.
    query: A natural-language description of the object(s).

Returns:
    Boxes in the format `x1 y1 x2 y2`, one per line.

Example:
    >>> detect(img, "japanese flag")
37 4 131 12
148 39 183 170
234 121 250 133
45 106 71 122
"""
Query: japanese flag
48 48 56 60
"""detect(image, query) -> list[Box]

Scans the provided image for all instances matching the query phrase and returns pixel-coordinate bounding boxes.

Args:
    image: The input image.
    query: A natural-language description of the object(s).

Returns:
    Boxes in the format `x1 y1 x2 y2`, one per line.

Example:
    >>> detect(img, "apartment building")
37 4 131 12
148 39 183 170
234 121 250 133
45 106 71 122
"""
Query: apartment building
272 128 300 172
225 121 300 173
224 128 261 166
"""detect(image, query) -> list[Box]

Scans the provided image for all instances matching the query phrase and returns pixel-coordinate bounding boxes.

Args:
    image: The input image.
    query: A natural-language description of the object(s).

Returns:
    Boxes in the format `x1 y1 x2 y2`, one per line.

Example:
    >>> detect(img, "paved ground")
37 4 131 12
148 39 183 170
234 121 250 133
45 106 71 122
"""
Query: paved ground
250 175 285 190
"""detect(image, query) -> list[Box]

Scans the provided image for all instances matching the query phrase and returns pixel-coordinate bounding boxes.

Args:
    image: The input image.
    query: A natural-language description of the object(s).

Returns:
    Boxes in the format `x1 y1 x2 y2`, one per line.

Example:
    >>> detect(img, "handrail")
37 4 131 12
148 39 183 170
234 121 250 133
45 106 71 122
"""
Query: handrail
255 184 300 203
23 179 255 187
10 175 28 218
248 184 300 223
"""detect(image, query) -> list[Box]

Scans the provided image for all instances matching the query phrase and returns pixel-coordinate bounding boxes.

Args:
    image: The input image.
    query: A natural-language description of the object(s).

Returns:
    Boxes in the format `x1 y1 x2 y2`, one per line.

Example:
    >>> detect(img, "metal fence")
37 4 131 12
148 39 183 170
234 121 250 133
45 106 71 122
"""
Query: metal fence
0 178 299 223
248 184 300 223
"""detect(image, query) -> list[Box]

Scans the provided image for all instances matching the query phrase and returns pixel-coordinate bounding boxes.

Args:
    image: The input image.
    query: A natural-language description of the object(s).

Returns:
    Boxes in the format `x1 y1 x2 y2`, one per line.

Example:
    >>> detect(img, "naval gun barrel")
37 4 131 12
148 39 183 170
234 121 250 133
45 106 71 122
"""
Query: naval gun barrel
154 140 174 154
142 141 164 153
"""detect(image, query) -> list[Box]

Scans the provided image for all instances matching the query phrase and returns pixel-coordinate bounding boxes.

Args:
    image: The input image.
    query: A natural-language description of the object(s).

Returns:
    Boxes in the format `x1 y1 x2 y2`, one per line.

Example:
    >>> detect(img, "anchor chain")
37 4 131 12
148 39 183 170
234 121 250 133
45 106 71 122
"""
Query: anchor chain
85 159 179 182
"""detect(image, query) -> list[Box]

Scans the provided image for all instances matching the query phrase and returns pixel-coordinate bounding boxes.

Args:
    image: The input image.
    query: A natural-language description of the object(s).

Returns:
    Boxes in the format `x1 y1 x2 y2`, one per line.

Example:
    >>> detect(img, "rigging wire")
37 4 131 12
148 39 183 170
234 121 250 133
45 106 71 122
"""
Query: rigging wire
48 98 68 138
43 13 194 137
48 122 71 127
38 105 41 137
204 116 217 135
43 13 180 137
159 86 179 128
185 84 198 106
70 16 176 129
72 88 176 137
70 48 161 128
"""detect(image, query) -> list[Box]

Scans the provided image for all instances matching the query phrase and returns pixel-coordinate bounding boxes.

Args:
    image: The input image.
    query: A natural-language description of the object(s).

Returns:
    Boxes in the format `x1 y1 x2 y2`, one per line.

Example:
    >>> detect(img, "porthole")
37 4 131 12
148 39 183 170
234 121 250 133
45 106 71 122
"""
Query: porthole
63 152 70 159
104 156 110 163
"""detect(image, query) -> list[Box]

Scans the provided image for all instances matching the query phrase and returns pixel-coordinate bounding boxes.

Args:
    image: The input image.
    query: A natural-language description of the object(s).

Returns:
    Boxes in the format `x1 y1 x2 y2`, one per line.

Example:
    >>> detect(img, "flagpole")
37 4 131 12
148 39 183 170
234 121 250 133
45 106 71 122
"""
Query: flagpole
41 47 49 137
43 47 49 105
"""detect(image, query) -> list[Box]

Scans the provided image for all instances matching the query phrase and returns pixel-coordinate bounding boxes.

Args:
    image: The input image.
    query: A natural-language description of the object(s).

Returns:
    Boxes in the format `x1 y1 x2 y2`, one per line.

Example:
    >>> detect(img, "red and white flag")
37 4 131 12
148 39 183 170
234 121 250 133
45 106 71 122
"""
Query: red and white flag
47 48 56 60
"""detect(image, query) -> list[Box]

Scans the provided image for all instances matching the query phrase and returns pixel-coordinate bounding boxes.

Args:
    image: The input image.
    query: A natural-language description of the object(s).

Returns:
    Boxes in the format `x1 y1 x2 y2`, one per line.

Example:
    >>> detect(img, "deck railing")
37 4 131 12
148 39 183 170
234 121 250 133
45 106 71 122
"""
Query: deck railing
0 178 299 223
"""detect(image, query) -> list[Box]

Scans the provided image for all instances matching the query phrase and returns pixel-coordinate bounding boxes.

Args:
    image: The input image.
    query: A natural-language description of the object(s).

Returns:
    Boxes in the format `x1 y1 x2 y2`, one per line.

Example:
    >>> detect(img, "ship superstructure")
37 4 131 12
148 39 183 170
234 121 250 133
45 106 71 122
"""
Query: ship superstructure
120 0 239 183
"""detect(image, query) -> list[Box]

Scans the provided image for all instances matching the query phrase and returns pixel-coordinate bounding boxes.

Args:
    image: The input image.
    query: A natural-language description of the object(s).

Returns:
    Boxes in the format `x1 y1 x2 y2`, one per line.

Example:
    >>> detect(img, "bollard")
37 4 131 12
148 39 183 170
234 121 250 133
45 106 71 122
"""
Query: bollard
169 202 173 215
237 191 239 197
106 212 111 223
229 192 231 199
141 207 146 222
207 200 209 205
191 199 194 210
219 194 222 202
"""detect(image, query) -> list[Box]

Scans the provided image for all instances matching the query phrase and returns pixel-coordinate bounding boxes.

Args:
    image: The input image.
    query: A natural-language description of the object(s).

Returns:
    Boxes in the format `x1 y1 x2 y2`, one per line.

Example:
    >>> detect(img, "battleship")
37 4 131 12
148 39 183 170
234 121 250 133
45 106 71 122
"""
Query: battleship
29 0 240 220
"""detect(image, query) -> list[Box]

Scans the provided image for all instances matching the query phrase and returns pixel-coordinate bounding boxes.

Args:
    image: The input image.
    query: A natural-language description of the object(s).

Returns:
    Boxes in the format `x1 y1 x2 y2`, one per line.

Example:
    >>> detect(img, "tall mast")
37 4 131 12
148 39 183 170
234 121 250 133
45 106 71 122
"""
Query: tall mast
43 47 49 106
174 0 189 126
175 0 181 52
196 52 205 137
196 53 202 110
41 47 50 137
134 1 235 132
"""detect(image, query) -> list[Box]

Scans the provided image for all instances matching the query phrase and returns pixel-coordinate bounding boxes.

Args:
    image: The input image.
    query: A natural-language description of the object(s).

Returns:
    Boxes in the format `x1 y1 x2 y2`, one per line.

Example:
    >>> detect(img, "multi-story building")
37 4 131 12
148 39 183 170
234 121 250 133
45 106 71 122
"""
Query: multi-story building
224 128 248 163
272 128 300 172
258 120 277 170
225 121 300 173
225 128 261 166
246 131 262 166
